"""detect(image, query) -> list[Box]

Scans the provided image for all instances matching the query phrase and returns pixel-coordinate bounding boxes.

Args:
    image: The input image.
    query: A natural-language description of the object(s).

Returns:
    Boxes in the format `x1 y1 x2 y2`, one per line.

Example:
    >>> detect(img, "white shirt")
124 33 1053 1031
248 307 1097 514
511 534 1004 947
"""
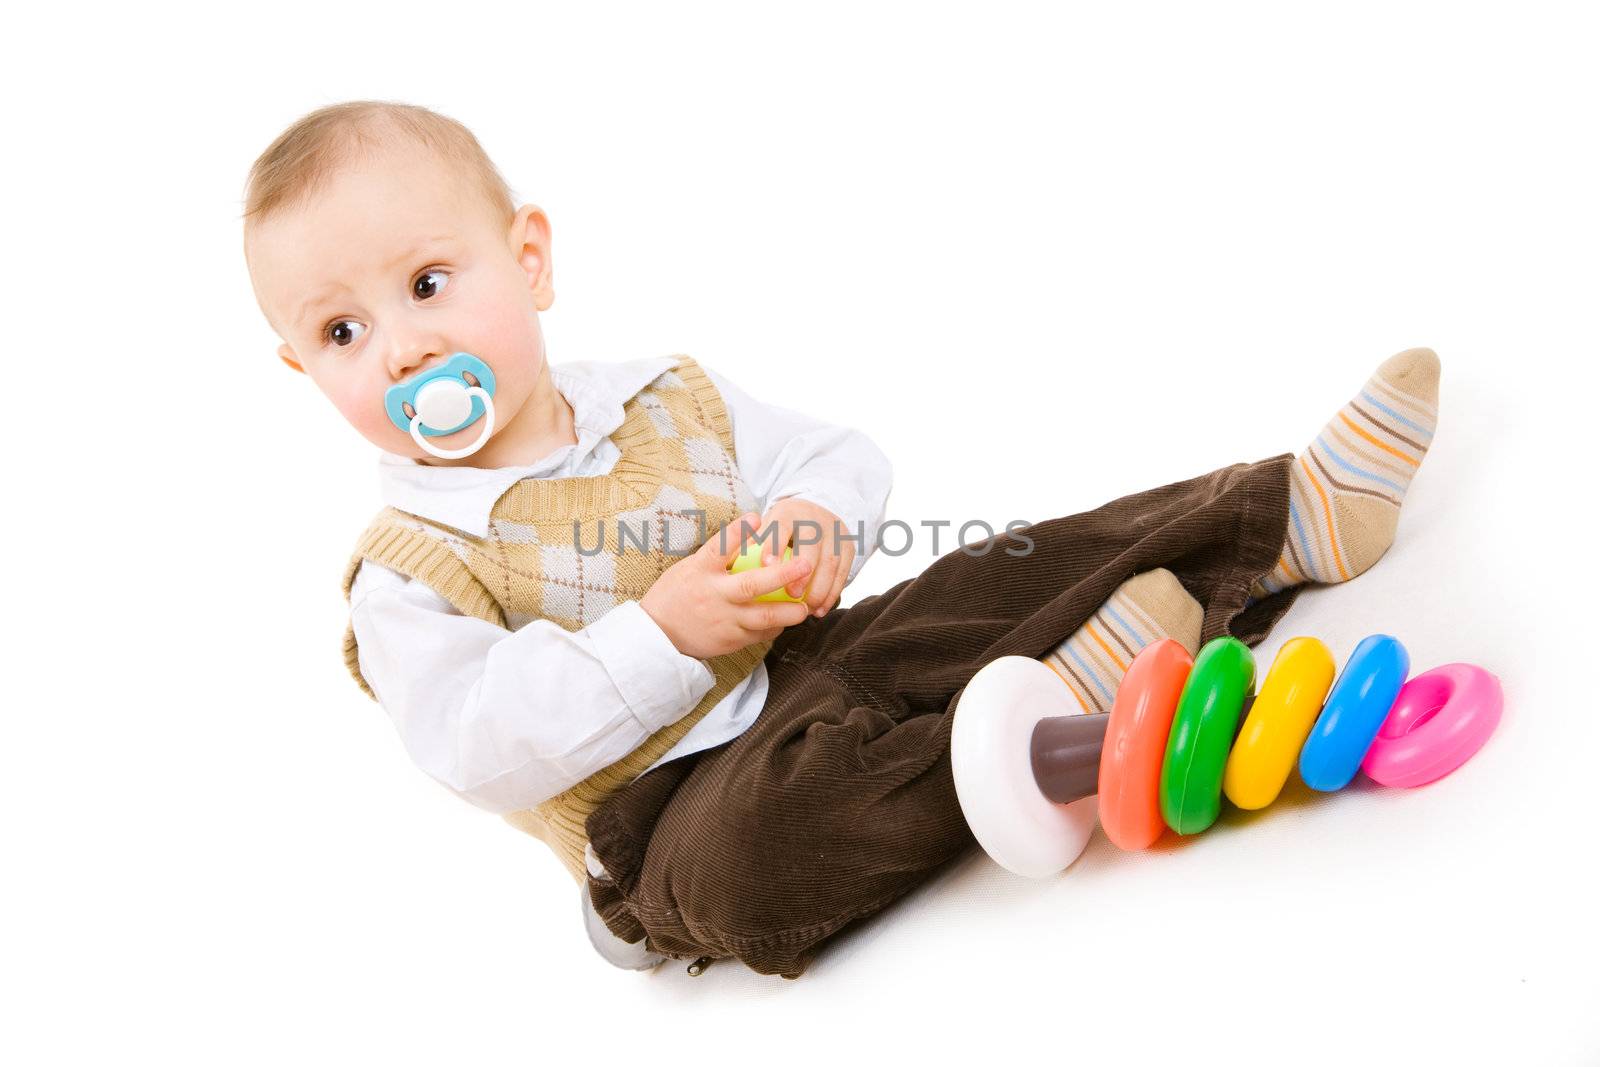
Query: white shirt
348 355 893 815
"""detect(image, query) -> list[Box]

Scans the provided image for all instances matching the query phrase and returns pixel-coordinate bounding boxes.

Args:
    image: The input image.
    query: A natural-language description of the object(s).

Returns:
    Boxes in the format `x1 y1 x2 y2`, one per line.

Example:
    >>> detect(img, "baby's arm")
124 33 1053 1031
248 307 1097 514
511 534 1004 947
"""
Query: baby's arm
348 559 716 814
701 364 894 585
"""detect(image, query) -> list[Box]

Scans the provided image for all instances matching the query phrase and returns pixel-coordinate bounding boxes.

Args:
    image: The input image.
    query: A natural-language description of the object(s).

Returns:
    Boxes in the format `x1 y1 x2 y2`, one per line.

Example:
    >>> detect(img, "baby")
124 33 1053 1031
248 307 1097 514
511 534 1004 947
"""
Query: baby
243 101 1442 979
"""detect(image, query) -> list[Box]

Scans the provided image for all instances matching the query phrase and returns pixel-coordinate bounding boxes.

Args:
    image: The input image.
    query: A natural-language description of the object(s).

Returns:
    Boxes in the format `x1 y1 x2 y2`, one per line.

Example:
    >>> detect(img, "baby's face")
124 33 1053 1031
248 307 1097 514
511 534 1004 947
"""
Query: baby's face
246 148 552 461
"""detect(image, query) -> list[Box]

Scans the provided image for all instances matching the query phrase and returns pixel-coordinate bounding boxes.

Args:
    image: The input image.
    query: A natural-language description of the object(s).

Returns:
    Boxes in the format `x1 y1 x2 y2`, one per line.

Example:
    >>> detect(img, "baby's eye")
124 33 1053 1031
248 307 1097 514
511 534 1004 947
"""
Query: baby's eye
413 269 450 300
325 319 366 347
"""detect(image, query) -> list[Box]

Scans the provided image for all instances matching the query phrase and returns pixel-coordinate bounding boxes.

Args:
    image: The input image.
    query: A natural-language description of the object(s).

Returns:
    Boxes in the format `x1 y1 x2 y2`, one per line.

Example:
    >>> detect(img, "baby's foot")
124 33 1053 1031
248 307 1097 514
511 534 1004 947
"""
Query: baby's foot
1252 347 1440 596
1041 568 1203 714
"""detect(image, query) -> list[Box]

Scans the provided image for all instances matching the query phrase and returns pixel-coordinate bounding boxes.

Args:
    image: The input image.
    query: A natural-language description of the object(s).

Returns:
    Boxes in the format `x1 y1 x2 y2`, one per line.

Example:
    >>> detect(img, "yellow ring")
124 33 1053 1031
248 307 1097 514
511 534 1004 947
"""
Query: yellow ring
1222 637 1336 809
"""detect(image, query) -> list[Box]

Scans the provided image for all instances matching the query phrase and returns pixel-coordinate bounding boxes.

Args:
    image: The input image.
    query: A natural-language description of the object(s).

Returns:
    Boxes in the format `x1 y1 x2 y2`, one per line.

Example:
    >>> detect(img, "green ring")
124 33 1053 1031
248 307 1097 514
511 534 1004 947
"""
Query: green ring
1159 636 1256 835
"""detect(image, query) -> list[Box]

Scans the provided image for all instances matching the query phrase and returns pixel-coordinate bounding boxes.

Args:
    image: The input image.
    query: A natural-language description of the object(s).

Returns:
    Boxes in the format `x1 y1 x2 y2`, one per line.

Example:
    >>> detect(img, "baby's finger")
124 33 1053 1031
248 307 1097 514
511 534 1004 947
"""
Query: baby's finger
819 543 855 616
734 599 813 632
790 539 824 600
824 563 849 616
765 514 792 567
708 512 761 568
724 553 813 602
805 550 839 613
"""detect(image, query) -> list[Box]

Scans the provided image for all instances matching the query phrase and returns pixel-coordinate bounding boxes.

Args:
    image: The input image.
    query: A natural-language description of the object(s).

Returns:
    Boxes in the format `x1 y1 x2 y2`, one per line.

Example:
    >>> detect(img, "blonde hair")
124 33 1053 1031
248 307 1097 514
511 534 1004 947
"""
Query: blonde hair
242 100 516 230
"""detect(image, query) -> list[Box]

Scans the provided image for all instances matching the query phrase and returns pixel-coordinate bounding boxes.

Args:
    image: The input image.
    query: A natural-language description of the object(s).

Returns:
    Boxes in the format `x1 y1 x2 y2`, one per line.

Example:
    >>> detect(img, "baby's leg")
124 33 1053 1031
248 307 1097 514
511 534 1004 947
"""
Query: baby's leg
999 349 1439 713
1251 347 1441 596
1040 568 1202 714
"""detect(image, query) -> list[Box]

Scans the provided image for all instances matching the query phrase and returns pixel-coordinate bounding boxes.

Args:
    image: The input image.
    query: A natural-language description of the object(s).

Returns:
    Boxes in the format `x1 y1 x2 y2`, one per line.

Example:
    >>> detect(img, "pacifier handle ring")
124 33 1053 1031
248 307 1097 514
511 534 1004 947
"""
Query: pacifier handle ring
409 386 496 459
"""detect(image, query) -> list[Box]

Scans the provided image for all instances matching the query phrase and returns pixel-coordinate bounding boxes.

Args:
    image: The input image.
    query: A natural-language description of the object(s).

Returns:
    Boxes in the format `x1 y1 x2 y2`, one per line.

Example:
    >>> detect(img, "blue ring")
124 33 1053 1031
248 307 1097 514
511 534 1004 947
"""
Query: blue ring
1298 634 1410 791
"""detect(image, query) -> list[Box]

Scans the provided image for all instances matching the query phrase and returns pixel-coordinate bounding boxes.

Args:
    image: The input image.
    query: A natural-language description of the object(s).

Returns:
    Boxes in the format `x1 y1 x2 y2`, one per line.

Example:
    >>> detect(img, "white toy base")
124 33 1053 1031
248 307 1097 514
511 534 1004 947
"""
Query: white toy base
950 656 1099 878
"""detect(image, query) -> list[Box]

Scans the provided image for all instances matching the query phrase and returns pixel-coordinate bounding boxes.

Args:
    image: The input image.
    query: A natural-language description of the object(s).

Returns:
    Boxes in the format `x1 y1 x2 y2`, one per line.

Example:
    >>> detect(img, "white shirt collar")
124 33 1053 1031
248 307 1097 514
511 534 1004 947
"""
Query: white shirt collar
376 355 679 537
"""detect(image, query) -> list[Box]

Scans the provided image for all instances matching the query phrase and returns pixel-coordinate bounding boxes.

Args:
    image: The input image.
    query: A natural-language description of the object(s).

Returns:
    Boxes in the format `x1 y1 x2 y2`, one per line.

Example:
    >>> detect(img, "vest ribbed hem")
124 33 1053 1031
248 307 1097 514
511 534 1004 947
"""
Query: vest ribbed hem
498 424 667 520
351 516 506 624
670 354 738 457
340 513 507 699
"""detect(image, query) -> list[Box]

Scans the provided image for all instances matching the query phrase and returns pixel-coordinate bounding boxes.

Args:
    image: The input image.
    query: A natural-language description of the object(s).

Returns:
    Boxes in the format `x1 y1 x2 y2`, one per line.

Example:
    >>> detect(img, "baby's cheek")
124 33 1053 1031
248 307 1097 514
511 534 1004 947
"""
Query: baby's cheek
475 300 540 368
469 298 545 401
332 377 405 450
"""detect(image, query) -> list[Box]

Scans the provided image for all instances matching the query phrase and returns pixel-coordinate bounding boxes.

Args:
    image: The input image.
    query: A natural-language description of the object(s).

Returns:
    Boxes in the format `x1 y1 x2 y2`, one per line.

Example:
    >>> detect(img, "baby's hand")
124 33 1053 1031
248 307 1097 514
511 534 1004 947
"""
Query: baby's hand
640 512 815 660
758 497 856 618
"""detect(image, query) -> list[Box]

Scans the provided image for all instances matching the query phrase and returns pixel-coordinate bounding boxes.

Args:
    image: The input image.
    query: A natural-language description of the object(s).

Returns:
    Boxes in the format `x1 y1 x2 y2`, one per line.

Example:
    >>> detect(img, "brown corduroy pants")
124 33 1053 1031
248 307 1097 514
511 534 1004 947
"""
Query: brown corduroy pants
585 454 1306 978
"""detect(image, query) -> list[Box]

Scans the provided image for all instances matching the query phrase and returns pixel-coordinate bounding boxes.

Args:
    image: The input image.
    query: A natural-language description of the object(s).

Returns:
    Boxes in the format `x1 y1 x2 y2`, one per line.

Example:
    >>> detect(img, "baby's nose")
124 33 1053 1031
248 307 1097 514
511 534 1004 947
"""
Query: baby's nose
389 344 446 381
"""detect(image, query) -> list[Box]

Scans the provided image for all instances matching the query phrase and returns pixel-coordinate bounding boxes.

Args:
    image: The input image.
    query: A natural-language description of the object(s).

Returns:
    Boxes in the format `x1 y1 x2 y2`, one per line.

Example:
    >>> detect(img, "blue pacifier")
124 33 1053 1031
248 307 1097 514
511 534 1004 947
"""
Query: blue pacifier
384 352 498 459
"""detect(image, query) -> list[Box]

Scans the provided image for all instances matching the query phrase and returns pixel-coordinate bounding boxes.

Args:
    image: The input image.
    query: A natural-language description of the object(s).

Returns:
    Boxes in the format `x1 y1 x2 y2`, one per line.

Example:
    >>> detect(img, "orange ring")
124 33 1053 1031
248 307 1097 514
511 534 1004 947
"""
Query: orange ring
1097 638 1193 850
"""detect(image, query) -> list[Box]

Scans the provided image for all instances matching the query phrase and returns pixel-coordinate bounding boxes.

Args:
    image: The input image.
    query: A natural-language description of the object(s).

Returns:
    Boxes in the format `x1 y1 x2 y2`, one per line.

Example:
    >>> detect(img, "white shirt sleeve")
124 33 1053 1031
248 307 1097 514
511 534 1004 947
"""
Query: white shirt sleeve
348 559 716 815
701 363 894 584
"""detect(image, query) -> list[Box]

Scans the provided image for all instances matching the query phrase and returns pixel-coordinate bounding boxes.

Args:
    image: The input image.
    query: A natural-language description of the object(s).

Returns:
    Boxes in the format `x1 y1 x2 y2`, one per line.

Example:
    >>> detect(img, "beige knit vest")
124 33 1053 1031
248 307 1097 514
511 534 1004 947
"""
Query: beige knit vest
340 355 771 883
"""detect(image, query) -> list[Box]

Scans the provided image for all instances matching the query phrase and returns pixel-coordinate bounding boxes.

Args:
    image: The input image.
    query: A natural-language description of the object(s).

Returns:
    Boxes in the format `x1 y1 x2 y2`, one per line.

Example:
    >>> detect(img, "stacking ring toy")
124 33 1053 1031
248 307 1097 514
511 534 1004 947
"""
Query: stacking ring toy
1223 637 1336 809
1160 637 1256 835
949 624 1502 879
1098 639 1193 850
1299 634 1409 791
949 657 1100 878
1361 663 1503 787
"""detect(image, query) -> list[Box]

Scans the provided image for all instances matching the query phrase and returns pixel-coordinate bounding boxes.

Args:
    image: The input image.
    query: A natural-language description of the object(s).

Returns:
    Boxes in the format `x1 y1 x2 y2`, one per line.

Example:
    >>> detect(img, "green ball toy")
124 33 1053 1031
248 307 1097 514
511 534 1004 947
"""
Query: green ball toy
727 543 807 604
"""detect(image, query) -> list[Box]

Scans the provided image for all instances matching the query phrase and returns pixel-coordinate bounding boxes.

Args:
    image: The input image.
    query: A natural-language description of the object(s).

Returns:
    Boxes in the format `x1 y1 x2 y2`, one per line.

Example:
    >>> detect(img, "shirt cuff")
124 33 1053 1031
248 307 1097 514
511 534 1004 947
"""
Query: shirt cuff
587 600 716 733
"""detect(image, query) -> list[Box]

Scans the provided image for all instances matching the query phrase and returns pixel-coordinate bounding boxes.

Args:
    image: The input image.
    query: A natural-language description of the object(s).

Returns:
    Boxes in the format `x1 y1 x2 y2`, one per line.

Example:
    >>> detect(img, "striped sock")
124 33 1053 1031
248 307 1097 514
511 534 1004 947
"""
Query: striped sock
1040 568 1203 715
1250 347 1440 598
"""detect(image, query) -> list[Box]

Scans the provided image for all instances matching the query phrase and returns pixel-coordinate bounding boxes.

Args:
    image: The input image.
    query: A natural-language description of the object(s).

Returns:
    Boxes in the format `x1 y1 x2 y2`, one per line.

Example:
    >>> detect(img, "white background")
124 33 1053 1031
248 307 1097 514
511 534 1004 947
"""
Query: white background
6 1 1597 1062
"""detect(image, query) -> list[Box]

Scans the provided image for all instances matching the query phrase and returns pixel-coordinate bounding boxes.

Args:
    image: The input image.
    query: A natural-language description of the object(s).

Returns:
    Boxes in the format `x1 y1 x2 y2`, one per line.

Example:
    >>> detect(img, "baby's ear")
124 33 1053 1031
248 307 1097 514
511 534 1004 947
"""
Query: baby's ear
508 203 554 310
277 343 305 373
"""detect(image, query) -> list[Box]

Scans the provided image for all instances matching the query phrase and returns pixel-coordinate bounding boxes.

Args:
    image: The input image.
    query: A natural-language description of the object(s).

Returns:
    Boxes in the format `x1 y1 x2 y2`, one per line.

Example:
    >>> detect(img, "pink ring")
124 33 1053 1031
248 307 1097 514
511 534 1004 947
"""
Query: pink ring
1360 663 1502 788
